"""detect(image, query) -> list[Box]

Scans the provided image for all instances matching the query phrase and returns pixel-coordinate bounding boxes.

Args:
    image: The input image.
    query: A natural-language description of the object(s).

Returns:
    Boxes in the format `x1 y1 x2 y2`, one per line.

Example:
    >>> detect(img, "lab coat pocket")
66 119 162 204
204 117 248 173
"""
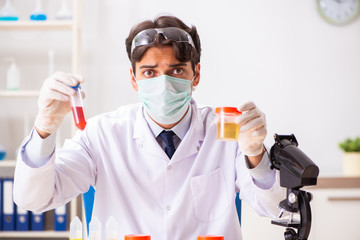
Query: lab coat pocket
190 168 230 222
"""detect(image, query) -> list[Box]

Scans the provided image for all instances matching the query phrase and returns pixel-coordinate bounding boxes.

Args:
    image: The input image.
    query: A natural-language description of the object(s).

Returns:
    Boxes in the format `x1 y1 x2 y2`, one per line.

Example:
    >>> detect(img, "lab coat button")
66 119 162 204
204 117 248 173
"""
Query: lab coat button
197 146 200 151
166 206 171 211
167 166 172 170
138 144 143 149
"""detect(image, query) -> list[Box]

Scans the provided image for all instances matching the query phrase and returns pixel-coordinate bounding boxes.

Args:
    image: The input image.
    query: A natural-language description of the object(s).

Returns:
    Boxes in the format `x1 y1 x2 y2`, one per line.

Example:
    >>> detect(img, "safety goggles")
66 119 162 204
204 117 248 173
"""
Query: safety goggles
131 27 195 54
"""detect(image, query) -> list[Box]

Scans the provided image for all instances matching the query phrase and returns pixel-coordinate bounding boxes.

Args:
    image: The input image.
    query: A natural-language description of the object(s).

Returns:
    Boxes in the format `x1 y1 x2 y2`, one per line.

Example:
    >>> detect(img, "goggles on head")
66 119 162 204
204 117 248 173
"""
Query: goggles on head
131 27 195 54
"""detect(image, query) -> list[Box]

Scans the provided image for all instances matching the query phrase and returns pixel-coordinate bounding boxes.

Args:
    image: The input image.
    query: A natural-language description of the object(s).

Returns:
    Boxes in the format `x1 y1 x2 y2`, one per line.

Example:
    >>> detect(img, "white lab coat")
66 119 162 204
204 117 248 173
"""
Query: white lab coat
14 99 285 240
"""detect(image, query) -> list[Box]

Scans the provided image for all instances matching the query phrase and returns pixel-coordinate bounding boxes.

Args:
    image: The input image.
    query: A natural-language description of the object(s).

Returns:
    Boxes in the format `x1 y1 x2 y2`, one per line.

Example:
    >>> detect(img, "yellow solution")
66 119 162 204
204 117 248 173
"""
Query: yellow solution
217 122 240 141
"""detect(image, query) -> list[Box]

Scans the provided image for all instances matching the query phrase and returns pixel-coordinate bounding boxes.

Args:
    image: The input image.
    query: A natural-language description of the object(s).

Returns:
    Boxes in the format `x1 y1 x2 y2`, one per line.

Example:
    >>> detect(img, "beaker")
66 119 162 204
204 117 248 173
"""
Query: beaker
215 107 242 141
70 84 87 130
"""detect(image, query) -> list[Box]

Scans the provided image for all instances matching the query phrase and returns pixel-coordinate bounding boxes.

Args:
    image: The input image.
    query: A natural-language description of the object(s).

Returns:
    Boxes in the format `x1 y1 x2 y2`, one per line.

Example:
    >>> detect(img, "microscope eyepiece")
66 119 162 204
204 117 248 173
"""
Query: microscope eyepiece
270 134 319 189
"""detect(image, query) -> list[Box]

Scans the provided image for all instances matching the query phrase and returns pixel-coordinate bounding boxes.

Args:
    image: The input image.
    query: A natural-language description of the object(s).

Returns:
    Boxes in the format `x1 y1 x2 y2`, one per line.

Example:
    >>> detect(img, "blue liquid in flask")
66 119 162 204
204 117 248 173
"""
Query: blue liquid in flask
30 14 47 21
0 16 18 21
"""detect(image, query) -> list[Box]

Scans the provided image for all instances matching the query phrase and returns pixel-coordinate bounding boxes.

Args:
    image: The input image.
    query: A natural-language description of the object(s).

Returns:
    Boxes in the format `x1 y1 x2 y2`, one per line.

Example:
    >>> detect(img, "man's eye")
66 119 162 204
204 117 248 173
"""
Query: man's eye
173 68 184 75
144 70 154 77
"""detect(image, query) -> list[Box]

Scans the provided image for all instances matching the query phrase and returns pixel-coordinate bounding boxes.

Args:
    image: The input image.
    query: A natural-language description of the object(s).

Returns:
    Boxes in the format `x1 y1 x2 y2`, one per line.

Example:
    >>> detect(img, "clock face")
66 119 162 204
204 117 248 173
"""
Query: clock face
317 0 360 25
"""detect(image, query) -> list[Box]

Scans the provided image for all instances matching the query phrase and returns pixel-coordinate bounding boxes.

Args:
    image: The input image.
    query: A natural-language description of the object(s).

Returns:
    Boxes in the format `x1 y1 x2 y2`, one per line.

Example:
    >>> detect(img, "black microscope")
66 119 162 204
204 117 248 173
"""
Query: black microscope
270 134 320 240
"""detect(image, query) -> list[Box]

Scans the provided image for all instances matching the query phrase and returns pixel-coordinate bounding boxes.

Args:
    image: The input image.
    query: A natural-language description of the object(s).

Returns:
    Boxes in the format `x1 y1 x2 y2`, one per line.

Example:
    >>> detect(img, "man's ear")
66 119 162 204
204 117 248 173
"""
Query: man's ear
193 63 201 87
130 68 138 91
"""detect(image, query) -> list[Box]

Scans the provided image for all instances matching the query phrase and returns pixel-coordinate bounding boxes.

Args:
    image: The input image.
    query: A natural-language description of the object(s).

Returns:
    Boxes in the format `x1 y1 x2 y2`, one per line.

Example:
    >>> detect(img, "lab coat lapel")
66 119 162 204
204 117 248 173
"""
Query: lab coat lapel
133 106 168 159
171 99 205 163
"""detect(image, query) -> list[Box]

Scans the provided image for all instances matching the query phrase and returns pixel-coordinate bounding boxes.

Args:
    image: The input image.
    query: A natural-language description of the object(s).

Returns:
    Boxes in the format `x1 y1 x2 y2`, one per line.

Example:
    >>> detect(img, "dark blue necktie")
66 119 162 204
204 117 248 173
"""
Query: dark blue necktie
159 130 176 159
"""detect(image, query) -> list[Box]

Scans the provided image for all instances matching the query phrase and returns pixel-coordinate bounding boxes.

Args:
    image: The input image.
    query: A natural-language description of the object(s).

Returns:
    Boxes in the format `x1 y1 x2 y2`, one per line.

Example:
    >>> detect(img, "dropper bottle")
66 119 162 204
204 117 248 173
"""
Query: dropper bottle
5 58 20 91
70 216 82 240
89 216 102 240
105 216 118 240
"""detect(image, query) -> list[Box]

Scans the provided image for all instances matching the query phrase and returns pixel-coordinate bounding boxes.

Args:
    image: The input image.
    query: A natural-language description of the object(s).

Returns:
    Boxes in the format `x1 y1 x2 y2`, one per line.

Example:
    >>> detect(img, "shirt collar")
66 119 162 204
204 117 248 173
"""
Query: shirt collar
143 106 192 140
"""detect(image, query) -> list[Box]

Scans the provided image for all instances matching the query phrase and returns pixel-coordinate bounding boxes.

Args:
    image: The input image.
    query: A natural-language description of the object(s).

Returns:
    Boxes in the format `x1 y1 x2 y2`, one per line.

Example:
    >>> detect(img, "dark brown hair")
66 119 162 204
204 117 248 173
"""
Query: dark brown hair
125 15 201 74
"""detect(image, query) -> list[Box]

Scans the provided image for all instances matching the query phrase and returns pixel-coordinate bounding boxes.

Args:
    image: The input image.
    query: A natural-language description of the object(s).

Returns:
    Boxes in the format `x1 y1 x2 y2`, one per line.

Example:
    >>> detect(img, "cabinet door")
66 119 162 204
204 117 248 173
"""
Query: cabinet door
241 201 286 239
310 189 360 240
242 188 360 240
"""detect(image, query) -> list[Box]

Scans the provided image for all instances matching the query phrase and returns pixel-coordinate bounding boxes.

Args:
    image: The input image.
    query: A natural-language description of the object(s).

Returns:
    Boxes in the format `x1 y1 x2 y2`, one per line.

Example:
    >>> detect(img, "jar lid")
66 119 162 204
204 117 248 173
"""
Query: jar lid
198 235 224 240
215 107 241 115
124 235 151 240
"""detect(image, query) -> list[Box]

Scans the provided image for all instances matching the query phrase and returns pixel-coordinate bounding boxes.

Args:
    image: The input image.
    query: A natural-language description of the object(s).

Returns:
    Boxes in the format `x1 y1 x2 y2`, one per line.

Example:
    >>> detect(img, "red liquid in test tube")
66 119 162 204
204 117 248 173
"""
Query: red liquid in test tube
70 83 87 130
71 106 87 130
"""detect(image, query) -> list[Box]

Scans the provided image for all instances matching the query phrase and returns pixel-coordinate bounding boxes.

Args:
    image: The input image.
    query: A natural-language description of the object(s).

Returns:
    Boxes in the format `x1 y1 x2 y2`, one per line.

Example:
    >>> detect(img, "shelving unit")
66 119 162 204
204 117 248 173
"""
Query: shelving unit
0 160 16 178
0 90 40 98
0 21 73 30
0 0 83 239
0 230 70 238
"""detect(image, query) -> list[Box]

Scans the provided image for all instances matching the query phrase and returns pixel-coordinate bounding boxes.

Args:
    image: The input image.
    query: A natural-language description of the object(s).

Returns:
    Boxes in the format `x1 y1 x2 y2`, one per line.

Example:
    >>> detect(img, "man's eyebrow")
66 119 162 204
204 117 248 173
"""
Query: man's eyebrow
169 63 187 67
139 63 187 69
139 64 158 69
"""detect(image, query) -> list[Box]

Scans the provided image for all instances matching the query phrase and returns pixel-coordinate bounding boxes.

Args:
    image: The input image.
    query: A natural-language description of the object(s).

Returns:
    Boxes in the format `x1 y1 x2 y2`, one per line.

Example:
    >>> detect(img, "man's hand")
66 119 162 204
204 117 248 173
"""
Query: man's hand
34 72 85 137
236 101 267 167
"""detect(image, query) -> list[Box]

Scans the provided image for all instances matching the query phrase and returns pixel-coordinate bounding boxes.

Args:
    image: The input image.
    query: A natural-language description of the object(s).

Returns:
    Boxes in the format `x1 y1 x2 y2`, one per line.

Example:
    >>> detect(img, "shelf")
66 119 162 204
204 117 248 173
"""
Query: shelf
0 90 40 98
0 2 83 239
0 159 16 167
0 231 69 238
313 177 360 189
0 160 16 178
0 21 73 31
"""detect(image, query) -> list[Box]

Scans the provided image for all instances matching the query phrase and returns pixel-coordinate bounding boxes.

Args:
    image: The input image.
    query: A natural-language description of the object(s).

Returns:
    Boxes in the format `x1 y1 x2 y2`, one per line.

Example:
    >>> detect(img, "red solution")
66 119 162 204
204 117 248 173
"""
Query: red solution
71 106 87 130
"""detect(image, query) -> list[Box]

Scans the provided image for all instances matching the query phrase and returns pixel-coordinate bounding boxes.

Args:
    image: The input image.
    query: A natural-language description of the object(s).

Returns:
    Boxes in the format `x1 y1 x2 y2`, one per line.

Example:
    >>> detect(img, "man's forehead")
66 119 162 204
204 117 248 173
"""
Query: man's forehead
135 46 191 68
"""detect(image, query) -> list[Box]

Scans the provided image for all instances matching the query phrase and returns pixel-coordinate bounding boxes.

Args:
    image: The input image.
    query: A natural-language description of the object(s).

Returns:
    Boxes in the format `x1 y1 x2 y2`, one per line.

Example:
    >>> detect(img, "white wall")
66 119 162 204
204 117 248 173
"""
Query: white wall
1 0 360 176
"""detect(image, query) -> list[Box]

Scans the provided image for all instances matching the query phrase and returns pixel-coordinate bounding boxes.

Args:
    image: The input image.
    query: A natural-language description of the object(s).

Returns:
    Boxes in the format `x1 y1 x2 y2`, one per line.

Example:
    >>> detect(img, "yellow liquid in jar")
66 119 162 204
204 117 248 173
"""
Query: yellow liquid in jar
217 122 240 141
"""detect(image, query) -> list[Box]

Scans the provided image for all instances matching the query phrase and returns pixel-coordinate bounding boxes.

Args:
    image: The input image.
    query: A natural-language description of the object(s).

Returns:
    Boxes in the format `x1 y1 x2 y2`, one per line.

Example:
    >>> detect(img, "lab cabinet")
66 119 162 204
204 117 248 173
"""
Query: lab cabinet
0 0 83 239
310 188 360 239
241 177 360 240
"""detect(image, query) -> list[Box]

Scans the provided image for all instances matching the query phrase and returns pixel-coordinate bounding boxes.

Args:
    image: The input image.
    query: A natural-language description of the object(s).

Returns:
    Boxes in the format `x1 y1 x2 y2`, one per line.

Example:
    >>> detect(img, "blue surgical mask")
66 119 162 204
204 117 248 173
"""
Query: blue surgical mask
137 75 192 124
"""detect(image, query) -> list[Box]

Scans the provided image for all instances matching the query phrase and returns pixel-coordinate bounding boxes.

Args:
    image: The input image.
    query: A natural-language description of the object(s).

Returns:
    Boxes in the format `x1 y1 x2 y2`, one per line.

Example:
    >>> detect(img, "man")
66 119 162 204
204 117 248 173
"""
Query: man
14 15 284 239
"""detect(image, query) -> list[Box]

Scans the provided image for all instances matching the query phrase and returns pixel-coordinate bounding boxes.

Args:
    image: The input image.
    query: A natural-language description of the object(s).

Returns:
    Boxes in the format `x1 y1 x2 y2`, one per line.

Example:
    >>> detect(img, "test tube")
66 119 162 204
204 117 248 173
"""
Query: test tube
89 216 102 240
70 83 87 130
70 216 82 240
105 216 118 240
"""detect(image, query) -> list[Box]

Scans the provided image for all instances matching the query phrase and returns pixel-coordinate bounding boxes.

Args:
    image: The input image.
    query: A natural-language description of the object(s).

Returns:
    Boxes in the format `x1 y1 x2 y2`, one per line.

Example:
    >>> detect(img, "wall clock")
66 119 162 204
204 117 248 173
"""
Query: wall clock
316 0 360 25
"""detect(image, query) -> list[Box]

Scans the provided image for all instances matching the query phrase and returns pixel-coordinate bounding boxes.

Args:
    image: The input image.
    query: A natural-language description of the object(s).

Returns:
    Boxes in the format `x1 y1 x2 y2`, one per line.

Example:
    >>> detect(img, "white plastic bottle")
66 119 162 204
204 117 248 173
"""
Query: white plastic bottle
70 216 82 240
5 58 20 90
89 216 102 240
105 216 118 240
